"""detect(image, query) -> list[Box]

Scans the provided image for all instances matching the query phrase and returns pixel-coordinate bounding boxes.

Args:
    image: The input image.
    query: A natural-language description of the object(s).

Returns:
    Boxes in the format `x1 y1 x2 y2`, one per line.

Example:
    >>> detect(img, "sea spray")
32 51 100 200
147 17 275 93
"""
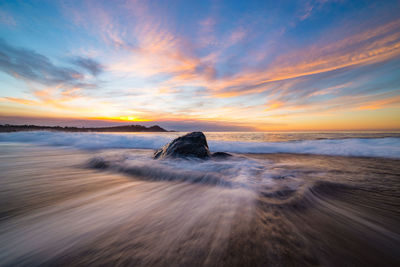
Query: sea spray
1 131 400 158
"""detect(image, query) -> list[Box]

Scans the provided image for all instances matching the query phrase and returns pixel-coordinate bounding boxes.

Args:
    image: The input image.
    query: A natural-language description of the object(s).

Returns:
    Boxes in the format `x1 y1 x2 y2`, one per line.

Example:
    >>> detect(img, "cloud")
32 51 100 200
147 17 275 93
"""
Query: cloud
264 90 400 120
150 120 257 132
3 1 399 131
71 57 103 76
0 9 16 26
0 39 96 87
297 0 330 21
357 95 400 110
65 0 223 85
210 19 400 98
0 97 39 105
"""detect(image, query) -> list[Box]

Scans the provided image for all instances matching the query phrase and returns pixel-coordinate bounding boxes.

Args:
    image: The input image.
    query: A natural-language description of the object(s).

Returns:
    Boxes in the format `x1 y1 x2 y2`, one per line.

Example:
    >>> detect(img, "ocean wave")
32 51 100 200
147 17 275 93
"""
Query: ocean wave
1 131 399 158
86 152 273 189
209 137 400 158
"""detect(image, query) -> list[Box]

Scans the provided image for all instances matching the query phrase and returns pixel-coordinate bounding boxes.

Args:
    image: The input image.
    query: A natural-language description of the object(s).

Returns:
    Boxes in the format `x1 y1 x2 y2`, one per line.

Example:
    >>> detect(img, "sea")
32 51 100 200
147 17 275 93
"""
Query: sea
0 131 399 266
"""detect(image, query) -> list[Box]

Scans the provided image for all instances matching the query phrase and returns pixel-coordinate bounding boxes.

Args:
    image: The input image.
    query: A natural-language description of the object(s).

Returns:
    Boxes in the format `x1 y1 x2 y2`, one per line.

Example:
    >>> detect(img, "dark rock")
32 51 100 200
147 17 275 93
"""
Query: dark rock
88 157 109 169
211 152 232 159
154 132 234 160
154 132 211 159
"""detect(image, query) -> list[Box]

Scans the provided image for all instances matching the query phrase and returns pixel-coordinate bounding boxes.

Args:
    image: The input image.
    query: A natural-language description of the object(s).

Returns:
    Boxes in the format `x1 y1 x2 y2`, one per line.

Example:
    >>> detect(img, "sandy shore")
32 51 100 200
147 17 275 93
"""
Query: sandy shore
0 144 399 266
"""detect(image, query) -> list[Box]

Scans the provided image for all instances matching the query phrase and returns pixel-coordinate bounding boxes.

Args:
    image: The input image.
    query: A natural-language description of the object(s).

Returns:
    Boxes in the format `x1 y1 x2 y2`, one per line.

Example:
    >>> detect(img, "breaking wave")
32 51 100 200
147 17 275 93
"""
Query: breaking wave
0 131 399 158
86 153 280 189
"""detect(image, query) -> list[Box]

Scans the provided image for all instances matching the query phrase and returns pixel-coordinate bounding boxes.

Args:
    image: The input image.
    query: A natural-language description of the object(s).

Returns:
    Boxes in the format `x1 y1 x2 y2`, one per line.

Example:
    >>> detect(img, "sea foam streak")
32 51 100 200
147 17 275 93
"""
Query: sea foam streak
1 131 399 158
87 152 278 189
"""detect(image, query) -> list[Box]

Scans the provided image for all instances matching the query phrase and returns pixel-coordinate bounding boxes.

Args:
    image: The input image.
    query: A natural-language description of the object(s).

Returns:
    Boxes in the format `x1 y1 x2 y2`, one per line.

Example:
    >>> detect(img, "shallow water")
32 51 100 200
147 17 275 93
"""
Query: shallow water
1 131 400 157
0 141 399 266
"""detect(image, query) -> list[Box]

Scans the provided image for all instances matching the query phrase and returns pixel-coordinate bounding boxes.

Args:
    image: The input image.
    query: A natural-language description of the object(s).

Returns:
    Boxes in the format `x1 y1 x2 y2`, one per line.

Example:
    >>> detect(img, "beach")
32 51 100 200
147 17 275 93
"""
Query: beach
0 132 399 266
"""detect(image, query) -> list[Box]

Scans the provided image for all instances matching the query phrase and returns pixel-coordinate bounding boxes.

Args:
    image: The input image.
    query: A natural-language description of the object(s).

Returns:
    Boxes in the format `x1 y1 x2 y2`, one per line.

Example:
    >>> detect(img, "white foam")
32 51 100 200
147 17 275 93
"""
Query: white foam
0 131 170 150
209 138 400 158
0 131 399 158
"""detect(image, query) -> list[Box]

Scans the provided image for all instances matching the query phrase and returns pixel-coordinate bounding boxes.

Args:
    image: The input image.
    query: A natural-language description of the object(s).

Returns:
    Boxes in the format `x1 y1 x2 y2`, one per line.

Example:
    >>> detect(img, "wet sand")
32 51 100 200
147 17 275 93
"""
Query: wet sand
0 144 399 266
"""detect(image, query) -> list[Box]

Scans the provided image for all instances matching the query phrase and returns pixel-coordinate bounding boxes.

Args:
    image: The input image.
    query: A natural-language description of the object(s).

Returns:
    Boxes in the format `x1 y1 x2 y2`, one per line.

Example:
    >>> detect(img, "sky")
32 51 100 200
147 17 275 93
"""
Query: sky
0 0 399 131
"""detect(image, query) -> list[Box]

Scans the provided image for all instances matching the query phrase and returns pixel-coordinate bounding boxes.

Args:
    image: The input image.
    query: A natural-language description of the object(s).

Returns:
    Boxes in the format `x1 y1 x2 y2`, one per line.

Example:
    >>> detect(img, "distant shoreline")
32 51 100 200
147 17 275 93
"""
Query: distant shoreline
0 124 170 133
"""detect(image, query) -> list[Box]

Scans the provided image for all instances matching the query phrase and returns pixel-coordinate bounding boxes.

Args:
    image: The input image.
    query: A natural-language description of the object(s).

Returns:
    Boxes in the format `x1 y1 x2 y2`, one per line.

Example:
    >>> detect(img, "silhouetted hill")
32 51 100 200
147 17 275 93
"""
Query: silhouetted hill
0 124 170 132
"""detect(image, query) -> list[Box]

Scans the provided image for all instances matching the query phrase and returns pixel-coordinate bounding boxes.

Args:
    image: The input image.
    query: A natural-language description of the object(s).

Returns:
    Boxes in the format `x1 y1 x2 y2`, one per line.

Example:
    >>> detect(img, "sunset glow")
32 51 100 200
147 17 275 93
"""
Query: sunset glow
0 0 399 131
94 116 152 122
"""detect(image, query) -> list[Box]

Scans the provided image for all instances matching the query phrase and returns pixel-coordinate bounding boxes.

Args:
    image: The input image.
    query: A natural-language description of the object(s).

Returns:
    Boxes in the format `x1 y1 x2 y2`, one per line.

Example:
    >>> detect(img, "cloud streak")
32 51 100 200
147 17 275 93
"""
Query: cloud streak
0 40 75 84
71 57 103 76
212 19 400 97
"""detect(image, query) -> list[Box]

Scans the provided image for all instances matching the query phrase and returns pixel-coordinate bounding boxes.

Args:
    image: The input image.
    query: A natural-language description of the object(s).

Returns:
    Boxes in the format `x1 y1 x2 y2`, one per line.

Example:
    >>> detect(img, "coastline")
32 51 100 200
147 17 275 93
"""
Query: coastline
0 124 170 133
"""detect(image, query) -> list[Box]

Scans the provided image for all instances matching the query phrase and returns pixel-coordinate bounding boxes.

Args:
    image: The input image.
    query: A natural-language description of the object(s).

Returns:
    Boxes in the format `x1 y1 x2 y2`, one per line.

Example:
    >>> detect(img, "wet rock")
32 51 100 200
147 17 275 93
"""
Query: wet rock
154 132 233 160
88 157 109 169
154 132 211 159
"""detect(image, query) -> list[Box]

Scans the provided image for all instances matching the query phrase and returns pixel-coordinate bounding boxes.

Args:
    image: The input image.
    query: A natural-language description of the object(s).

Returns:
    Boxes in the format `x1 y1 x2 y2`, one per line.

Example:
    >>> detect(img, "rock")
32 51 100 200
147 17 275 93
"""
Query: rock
88 157 109 169
154 132 211 159
154 132 233 160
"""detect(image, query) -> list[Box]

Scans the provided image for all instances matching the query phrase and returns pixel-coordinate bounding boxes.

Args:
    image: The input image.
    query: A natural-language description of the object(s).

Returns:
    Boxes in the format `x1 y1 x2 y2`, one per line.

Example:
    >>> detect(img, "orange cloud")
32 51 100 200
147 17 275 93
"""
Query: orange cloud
4 1 398 132
210 19 400 97
0 97 39 105
1 84 121 118
265 101 284 111
357 95 400 110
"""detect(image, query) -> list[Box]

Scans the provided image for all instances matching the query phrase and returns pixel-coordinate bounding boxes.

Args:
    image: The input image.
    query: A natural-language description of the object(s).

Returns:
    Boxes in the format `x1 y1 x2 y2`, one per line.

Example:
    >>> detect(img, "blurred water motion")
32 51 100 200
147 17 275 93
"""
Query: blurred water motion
1 131 400 158
0 143 399 266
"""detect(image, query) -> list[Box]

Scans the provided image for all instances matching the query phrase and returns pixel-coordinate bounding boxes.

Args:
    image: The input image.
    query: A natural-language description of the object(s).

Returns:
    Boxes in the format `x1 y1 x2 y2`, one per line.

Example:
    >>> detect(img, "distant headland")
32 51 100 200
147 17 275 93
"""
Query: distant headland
0 124 170 133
